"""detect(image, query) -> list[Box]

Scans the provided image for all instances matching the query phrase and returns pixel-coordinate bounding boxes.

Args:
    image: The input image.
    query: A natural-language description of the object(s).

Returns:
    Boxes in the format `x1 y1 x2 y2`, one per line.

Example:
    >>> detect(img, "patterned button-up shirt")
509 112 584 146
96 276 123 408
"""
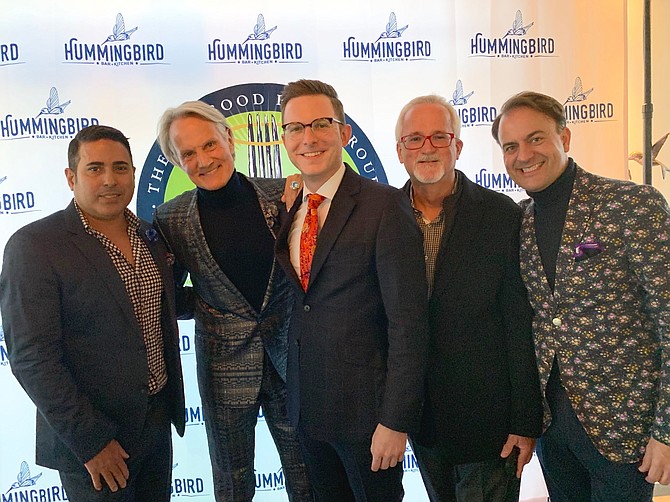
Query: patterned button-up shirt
75 203 167 394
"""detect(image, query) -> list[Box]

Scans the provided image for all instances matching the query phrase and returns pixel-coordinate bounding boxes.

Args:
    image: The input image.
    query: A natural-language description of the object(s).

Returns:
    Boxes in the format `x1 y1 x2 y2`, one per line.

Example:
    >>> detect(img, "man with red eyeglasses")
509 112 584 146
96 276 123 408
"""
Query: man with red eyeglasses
396 95 542 502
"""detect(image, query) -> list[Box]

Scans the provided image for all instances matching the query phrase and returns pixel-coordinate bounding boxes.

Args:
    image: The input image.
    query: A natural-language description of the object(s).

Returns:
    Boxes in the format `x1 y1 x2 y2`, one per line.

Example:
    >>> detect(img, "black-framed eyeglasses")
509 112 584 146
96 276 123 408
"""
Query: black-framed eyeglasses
281 117 344 137
399 132 456 150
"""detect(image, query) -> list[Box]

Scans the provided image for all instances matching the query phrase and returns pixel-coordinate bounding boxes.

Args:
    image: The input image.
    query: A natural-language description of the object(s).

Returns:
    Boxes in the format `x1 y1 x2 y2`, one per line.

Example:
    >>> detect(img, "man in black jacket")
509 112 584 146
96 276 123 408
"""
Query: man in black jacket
0 125 185 501
395 95 542 501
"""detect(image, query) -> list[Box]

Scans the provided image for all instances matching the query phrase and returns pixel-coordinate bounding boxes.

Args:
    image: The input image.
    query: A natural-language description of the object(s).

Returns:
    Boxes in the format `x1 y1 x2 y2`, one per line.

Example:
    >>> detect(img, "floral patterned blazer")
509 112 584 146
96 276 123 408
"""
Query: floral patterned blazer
519 164 670 462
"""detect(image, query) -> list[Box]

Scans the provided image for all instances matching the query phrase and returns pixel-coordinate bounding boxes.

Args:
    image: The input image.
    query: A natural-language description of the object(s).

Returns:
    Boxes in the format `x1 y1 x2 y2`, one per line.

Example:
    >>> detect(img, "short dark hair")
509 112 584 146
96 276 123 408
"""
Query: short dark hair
280 79 345 123
491 91 566 144
68 125 132 170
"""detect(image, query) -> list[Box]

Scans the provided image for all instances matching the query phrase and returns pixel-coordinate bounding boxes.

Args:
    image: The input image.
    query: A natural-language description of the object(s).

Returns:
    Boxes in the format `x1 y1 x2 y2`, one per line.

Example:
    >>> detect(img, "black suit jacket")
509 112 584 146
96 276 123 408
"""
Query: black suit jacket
275 166 429 442
407 173 542 464
0 201 185 471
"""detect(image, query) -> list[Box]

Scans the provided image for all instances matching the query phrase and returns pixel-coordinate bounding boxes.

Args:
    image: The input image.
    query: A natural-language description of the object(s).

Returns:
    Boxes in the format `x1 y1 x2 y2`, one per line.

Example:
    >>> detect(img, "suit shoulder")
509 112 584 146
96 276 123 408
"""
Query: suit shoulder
155 189 196 217
584 170 667 205
248 177 284 202
358 176 403 196
463 174 521 214
8 210 67 241
2 210 69 263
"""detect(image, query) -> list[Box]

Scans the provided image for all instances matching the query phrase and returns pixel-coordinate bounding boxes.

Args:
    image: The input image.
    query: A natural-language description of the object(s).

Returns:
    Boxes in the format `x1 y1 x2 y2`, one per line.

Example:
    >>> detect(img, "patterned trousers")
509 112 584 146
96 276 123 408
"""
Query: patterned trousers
199 352 313 502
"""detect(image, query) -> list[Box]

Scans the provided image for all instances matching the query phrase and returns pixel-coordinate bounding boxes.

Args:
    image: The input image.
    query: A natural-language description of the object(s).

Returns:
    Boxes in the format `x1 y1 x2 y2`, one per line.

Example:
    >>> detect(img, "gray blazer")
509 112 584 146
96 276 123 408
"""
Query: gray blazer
154 174 292 407
0 201 185 471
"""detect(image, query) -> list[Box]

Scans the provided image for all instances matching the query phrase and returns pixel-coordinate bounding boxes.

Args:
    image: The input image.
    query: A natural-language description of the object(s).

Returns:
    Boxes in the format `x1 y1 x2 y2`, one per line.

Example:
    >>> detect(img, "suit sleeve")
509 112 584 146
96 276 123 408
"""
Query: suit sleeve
0 230 118 464
502 209 543 437
154 210 195 320
375 189 429 433
624 186 670 445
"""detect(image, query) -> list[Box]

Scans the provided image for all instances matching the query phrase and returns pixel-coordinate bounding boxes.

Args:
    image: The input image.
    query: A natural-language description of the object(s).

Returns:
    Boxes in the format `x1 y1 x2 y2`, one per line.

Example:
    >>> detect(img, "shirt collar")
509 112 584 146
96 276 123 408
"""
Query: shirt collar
303 163 346 202
74 200 139 234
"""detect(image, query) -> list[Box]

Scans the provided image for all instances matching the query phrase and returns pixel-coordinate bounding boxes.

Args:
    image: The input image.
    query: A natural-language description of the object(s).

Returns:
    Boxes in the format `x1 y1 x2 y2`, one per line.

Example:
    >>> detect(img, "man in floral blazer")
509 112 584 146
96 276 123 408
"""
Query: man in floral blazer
492 91 670 502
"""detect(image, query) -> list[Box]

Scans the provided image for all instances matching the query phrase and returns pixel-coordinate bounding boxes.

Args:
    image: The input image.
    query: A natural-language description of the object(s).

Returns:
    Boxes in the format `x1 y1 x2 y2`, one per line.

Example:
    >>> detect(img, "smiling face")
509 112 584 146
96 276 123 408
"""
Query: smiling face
65 139 135 227
396 102 462 189
281 94 352 191
169 115 235 191
497 106 571 193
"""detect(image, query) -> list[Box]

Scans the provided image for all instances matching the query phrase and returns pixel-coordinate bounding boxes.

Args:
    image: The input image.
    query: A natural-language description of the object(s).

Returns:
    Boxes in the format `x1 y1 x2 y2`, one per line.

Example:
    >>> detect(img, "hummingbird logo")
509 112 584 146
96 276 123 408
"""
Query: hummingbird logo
102 13 138 44
375 12 408 43
36 87 71 117
564 77 594 105
5 462 43 494
628 132 670 179
243 14 277 43
502 10 534 38
449 80 474 106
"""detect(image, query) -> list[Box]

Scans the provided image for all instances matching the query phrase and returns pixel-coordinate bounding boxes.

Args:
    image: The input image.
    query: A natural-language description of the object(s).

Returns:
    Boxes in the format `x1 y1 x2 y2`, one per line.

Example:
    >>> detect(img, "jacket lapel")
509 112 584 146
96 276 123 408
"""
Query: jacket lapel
519 200 553 300
553 167 598 297
183 190 253 310
432 175 483 294
276 191 304 291
63 201 140 328
306 167 359 289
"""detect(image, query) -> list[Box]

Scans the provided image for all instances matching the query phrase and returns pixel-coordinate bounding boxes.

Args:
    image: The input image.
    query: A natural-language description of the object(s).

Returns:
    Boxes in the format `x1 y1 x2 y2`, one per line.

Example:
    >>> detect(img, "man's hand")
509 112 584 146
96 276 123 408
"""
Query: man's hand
640 437 670 484
84 439 130 492
281 174 303 210
370 423 406 472
500 434 536 478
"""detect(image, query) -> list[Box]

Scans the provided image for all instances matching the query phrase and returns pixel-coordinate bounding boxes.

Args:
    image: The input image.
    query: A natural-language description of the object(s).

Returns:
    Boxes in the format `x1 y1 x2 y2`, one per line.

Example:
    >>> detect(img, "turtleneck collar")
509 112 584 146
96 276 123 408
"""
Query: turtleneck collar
197 170 243 208
527 158 576 209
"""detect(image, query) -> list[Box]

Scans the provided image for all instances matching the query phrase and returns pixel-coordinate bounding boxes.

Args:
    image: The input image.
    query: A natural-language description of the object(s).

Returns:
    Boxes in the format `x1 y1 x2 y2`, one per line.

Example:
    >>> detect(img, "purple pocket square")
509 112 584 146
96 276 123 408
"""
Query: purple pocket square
573 242 604 262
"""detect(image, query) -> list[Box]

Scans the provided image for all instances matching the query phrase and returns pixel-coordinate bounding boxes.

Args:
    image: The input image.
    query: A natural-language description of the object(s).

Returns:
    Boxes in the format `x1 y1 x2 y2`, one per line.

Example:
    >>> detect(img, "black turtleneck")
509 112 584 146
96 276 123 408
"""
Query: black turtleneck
526 158 576 292
197 171 274 312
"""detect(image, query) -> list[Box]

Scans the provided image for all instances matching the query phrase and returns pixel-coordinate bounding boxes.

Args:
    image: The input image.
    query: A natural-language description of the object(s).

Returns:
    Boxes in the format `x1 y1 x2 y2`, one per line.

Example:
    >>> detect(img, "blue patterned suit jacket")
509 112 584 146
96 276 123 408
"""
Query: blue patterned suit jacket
154 175 292 407
519 163 670 462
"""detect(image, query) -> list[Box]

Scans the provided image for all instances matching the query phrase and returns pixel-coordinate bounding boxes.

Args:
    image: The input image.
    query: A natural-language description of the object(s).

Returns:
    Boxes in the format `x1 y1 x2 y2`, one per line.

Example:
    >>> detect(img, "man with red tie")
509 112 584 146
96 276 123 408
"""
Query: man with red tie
275 79 429 502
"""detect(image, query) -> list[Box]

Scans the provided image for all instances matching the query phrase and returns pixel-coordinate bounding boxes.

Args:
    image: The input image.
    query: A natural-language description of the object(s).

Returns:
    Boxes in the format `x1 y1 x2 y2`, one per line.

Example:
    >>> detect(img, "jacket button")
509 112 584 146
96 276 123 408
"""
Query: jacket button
303 305 311 312
552 317 562 327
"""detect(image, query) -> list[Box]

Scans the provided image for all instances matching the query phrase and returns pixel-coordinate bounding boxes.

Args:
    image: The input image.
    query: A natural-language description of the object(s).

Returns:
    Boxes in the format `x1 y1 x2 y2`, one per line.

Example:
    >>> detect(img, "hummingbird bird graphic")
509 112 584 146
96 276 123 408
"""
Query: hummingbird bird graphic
502 10 534 39
36 87 71 117
449 80 475 106
375 12 408 43
5 462 42 494
102 13 138 44
564 77 594 105
243 14 277 42
628 132 670 179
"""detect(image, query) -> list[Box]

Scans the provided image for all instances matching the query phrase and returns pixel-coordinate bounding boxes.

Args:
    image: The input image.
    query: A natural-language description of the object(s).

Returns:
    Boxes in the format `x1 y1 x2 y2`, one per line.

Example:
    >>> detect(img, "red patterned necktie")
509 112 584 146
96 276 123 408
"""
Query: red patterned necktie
300 193 326 291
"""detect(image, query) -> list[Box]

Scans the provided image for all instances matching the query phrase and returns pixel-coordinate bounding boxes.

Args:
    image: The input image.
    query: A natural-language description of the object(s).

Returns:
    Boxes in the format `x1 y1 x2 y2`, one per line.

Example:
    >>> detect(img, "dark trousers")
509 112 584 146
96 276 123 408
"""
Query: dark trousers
201 355 312 502
59 388 173 502
536 363 654 502
297 429 404 502
411 440 520 502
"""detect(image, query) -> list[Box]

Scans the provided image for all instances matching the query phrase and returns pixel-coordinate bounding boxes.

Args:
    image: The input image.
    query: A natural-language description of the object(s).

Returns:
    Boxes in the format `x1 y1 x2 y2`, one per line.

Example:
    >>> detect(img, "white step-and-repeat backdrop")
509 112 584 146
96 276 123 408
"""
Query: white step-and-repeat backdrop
0 1 628 500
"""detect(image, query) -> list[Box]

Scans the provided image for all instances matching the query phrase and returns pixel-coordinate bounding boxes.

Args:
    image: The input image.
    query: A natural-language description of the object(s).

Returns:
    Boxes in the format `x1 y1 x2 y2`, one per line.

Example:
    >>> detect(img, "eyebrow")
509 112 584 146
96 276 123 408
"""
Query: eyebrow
84 161 131 167
501 129 544 149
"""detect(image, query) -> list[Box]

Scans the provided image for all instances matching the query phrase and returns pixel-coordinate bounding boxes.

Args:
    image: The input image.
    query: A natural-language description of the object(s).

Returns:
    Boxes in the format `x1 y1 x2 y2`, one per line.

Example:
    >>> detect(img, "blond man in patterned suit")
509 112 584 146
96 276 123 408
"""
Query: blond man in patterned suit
492 91 670 502
154 101 312 502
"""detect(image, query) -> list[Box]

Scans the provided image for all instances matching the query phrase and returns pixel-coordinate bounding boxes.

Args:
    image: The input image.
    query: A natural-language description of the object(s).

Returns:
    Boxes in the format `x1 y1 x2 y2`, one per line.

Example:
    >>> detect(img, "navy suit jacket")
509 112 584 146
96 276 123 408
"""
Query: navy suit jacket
275 166 429 442
0 201 185 471
406 173 542 464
